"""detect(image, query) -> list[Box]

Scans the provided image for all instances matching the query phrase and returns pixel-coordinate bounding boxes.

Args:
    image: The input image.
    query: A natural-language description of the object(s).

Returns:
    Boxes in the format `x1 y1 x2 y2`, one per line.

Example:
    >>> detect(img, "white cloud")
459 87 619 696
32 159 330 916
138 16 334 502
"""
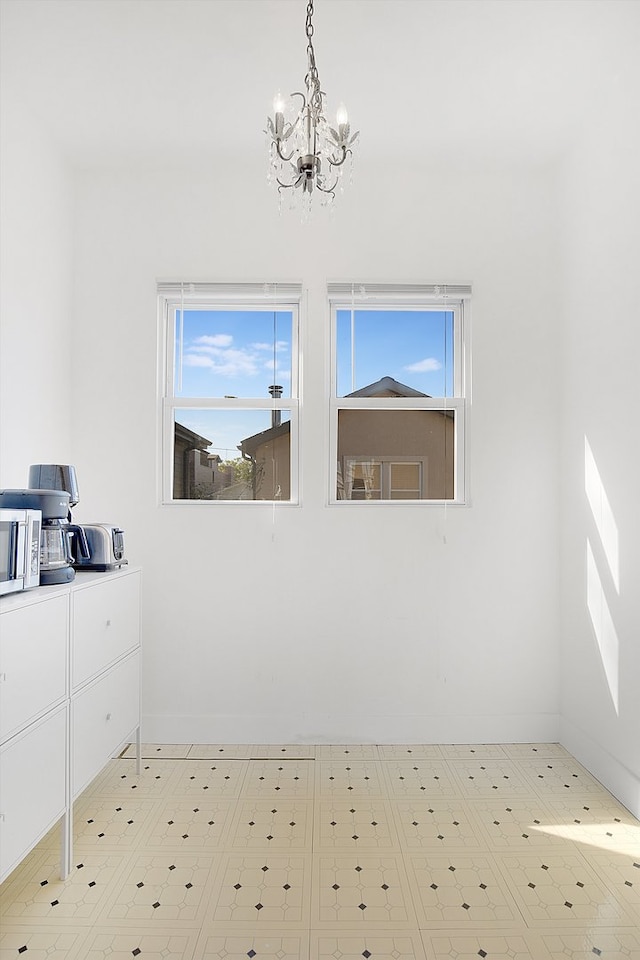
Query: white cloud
193 334 234 348
404 357 442 373
251 340 290 353
183 354 215 368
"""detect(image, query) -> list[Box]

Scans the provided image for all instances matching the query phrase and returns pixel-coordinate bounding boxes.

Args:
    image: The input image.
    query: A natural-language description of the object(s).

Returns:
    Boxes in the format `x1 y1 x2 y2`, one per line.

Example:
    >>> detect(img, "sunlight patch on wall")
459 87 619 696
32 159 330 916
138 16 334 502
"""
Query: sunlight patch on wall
585 436 619 592
587 539 620 714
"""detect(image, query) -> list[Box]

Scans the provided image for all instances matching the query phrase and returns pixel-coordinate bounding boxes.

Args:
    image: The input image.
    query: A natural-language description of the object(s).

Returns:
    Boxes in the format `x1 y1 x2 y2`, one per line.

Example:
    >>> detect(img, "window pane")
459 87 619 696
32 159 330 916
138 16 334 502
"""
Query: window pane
344 460 381 500
175 309 293 399
336 309 454 398
173 410 291 501
390 462 421 496
337 409 455 500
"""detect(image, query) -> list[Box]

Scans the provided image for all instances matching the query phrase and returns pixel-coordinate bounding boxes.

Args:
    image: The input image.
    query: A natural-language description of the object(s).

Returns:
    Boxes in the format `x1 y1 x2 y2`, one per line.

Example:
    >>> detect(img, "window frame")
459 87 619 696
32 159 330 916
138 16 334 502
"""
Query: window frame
158 283 302 505
328 285 471 506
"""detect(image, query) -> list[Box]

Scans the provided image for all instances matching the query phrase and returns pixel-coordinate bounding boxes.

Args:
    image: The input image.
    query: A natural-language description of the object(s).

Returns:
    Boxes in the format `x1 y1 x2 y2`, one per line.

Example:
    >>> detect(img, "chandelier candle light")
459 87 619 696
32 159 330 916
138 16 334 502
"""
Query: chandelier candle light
266 0 359 211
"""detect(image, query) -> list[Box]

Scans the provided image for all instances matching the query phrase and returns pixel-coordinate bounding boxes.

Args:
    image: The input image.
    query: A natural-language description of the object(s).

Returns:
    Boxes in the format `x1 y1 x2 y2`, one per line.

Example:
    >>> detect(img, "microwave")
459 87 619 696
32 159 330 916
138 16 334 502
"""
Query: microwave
0 508 41 596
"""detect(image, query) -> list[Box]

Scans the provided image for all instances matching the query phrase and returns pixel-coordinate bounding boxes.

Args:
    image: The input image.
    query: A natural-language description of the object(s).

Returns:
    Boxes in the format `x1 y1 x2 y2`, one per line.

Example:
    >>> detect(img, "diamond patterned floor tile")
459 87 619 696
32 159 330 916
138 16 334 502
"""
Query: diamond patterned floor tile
448 760 532 798
187 745 254 760
382 760 461 799
311 929 428 959
392 799 483 850
102 853 218 924
229 799 313 850
83 759 180 799
0 925 92 960
467 798 573 850
207 853 311 928
0 852 127 924
75 926 200 960
316 745 380 760
377 744 444 760
540 927 640 959
424 929 551 960
316 762 386 799
142 798 237 850
495 850 637 926
2 742 639 952
439 744 509 759
192 931 309 960
518 758 608 797
314 852 417 927
122 743 191 760
315 800 399 850
73 796 161 849
241 760 315 799
501 743 571 760
542 796 640 854
170 760 248 799
406 852 520 928
249 744 317 759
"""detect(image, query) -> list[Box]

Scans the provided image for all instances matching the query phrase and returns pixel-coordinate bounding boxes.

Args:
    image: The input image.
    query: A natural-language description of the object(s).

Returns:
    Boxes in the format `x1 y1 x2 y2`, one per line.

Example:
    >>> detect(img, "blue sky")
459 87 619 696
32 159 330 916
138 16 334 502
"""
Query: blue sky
175 309 293 399
174 307 453 458
336 309 454 397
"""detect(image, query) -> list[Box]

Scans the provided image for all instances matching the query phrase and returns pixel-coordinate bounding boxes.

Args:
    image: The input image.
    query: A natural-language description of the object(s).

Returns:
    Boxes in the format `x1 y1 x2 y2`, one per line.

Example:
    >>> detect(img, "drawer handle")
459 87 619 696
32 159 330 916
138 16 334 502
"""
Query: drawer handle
105 620 112 627
0 673 7 682
106 712 112 721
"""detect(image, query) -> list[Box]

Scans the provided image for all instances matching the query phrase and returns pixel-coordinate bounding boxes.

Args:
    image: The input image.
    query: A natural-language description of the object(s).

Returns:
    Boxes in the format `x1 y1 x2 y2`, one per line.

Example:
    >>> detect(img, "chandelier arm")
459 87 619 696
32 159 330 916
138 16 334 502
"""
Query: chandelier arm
277 174 304 191
327 147 349 168
275 141 296 163
316 175 338 196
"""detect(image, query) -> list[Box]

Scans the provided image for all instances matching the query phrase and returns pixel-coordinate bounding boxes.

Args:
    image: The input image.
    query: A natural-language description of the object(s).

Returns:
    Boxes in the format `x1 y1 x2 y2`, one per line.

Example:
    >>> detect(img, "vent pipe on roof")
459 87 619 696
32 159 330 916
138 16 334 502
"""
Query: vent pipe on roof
268 385 283 428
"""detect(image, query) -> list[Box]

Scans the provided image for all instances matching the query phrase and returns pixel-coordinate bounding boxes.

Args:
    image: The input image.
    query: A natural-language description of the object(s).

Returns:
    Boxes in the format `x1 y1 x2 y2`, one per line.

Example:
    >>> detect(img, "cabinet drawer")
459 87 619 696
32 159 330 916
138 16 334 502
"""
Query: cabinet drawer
0 706 67 883
0 595 68 742
72 572 140 688
72 651 140 798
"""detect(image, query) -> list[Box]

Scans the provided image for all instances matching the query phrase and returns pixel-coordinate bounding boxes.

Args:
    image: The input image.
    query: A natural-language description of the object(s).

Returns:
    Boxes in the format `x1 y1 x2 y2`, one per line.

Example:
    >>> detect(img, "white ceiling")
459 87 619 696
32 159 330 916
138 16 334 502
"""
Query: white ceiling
1 0 639 170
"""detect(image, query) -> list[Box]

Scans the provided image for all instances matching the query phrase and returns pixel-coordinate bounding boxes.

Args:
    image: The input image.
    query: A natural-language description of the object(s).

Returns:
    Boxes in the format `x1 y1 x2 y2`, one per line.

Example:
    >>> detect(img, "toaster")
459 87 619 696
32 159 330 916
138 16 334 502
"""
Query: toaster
72 524 127 571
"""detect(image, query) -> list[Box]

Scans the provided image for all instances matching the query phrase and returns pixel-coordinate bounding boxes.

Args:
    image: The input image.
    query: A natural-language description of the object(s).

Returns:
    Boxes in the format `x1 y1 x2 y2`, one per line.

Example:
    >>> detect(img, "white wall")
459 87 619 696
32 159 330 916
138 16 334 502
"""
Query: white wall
0 92 74 486
71 156 562 744
559 62 640 817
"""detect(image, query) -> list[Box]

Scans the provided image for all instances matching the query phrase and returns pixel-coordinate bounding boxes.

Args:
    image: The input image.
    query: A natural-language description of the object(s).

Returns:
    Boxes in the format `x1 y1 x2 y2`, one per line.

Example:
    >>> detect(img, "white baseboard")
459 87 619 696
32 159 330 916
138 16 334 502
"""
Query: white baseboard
141 712 560 747
560 717 640 819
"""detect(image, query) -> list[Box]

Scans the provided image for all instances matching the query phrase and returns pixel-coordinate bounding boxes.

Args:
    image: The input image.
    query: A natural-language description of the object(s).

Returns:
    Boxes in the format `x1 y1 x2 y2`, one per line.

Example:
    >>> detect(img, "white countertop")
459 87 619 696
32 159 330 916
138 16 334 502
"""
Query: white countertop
0 566 141 613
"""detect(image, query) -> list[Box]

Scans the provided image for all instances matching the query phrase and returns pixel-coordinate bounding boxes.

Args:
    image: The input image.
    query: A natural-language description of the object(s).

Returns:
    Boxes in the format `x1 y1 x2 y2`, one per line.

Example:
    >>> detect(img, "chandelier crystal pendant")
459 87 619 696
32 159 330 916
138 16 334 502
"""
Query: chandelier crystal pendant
266 0 359 211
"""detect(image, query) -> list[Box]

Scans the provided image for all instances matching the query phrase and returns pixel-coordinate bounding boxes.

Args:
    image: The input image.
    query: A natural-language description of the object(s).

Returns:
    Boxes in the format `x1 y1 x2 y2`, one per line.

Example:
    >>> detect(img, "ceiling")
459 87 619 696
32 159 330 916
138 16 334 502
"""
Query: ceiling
1 0 639 170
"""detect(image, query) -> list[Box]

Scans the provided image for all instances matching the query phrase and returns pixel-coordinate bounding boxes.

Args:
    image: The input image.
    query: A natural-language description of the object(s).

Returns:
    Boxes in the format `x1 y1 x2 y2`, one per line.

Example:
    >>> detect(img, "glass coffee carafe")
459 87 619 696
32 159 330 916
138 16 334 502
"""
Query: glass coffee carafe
40 518 74 577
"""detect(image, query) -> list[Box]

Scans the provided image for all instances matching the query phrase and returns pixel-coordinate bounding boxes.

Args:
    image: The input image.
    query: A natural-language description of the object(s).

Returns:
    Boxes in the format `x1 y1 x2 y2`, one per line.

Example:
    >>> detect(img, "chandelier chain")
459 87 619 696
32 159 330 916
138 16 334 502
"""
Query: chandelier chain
305 0 322 113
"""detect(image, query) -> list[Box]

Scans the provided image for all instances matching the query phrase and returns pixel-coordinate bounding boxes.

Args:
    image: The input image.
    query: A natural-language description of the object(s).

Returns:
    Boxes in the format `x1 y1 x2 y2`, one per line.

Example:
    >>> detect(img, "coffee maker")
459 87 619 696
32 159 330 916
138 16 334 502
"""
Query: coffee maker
0 488 76 585
28 464 91 573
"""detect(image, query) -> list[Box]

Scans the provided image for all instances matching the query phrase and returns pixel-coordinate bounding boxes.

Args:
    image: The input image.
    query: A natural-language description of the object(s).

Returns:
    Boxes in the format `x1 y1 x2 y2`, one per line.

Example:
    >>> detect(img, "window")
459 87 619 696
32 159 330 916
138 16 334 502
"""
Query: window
159 282 301 503
329 283 470 504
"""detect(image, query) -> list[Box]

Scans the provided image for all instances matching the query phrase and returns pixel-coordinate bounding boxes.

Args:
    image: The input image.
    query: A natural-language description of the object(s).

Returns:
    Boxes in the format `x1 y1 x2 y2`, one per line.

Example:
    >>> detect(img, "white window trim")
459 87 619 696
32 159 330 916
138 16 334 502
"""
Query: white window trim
157 282 302 505
328 284 471 506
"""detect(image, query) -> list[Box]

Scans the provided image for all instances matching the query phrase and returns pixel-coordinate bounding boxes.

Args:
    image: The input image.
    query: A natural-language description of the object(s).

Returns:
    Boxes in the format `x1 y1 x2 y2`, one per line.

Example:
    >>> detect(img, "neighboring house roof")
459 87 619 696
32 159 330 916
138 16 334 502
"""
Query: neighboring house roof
239 420 291 458
346 376 429 398
237 378 432 456
174 421 212 450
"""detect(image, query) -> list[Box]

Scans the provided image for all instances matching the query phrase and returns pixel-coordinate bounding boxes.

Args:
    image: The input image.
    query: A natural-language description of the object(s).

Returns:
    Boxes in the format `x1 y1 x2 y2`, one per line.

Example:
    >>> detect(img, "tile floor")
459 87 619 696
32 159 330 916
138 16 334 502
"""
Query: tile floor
1 743 640 959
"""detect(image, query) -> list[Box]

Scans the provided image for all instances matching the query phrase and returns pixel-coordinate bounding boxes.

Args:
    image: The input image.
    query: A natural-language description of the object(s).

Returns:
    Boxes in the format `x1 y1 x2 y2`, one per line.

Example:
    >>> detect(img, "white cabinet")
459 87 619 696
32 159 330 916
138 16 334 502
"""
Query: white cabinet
72 573 140 688
0 706 67 881
72 650 140 797
0 593 67 743
0 569 141 884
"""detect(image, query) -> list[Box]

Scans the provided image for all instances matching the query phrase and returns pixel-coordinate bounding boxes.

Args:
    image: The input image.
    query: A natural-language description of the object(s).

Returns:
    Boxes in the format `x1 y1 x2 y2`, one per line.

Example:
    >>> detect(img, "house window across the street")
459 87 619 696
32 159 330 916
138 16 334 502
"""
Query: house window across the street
328 283 471 504
158 282 301 503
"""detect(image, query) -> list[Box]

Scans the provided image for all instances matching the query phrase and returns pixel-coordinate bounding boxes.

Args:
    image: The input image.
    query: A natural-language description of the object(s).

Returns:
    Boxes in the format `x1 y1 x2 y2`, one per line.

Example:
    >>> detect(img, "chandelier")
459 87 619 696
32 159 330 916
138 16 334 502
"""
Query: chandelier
266 0 359 211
